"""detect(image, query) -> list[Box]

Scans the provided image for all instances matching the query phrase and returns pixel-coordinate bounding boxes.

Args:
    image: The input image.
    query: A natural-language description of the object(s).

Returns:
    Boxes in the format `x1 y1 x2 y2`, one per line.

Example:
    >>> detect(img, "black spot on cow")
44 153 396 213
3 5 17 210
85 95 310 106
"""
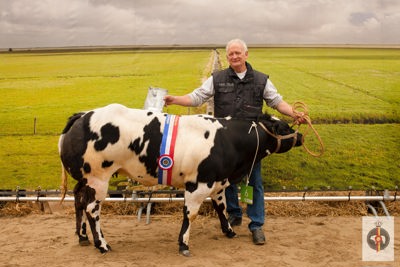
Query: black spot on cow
185 182 198 193
128 117 162 177
217 189 223 195
60 112 97 181
207 181 214 188
128 137 144 155
202 116 217 123
179 172 184 176
102 160 113 168
89 131 99 141
197 114 217 122
92 204 100 214
218 196 223 201
147 111 153 116
61 112 86 134
204 130 210 139
73 179 96 207
83 162 91 173
94 123 120 151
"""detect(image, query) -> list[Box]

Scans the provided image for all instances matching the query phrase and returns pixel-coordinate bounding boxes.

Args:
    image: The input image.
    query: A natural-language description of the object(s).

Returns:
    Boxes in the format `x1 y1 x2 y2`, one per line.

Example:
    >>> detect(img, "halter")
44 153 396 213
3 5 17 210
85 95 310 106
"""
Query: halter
257 122 299 153
250 102 324 159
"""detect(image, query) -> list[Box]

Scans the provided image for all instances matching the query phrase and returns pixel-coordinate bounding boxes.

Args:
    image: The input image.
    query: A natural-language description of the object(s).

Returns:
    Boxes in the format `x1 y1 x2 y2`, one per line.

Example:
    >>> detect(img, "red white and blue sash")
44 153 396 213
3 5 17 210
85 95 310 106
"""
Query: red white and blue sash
158 114 180 185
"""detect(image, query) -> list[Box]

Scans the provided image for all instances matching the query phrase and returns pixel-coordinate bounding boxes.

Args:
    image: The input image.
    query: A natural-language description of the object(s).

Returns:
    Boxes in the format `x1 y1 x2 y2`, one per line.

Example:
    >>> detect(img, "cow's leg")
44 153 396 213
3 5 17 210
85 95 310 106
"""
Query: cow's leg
178 182 211 257
85 199 111 253
74 177 111 253
210 180 236 238
83 178 111 254
74 181 90 246
75 197 90 245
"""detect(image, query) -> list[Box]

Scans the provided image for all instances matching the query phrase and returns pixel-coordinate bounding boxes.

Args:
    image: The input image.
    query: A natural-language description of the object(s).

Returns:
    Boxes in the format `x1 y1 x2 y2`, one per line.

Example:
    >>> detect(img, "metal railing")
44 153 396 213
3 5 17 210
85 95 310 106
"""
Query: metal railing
1 188 398 202
1 188 397 224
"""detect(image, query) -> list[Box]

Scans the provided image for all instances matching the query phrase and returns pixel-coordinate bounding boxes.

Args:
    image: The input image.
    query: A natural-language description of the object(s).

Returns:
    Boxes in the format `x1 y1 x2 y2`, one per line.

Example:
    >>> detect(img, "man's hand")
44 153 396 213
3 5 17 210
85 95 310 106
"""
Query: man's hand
293 112 307 125
163 95 193 107
164 95 175 106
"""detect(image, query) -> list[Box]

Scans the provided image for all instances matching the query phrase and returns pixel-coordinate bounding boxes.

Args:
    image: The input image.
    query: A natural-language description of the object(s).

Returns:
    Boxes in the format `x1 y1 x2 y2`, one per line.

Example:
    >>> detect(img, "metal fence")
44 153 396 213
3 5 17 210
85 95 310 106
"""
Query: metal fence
1 188 397 224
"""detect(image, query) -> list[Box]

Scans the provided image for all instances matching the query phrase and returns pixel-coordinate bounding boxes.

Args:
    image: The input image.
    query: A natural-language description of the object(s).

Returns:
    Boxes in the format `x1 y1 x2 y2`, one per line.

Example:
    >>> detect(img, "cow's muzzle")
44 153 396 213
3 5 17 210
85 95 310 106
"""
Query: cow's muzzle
295 132 303 147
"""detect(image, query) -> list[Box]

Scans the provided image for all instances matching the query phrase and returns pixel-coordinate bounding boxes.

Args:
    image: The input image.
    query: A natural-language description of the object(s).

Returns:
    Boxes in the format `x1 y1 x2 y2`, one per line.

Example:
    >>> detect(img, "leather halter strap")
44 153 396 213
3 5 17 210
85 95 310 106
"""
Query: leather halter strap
257 122 298 153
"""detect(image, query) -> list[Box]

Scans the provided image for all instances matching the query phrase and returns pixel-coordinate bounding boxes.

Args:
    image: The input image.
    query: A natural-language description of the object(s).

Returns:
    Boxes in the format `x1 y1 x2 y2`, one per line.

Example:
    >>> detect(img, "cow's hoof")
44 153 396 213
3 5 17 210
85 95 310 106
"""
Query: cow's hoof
226 230 236 238
79 237 90 246
79 240 91 246
95 240 112 254
99 245 111 254
179 250 191 257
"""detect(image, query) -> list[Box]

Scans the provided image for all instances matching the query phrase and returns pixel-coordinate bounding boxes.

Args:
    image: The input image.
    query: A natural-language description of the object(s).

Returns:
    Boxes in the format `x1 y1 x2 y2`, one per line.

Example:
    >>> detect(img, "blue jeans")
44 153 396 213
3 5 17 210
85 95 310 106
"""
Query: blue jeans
225 161 265 231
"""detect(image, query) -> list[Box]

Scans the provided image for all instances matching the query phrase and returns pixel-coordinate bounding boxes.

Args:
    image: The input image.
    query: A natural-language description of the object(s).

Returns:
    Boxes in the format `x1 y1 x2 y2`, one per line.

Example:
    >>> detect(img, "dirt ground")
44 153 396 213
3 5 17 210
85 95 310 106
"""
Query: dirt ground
0 201 399 267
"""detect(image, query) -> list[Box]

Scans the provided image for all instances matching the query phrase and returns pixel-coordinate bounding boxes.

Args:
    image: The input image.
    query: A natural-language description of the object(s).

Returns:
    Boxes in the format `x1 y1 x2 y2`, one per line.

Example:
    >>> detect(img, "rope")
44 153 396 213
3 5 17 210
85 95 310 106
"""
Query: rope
291 101 325 157
247 121 259 185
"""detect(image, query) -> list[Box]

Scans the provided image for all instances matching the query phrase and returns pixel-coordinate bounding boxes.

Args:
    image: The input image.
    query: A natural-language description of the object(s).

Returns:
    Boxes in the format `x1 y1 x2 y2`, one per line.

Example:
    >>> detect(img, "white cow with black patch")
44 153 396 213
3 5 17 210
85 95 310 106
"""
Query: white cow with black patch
59 103 302 256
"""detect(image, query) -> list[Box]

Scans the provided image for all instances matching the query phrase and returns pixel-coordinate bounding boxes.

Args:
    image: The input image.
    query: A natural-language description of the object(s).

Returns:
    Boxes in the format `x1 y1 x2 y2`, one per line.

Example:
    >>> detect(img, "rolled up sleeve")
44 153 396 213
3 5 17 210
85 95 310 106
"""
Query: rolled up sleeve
188 76 215 106
264 79 283 108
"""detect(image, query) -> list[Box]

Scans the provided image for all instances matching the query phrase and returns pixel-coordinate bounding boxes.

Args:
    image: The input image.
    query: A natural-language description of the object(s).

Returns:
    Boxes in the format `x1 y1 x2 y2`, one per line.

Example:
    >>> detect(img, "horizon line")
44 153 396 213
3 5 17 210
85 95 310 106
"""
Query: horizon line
1 43 399 52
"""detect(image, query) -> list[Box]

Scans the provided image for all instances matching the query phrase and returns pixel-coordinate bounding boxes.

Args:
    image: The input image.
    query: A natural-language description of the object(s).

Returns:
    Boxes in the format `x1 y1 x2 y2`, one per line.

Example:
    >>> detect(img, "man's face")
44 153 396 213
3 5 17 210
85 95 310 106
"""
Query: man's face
226 43 248 72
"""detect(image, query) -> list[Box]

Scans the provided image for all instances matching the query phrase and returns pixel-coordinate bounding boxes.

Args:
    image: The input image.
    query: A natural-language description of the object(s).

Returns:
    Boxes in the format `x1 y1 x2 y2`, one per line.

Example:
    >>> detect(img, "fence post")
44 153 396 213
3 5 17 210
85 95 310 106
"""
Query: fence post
33 117 37 135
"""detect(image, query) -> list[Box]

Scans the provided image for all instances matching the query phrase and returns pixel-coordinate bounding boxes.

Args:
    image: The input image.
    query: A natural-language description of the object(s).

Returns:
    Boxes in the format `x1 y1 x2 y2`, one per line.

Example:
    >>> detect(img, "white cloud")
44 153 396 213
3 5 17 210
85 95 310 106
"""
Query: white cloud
0 0 399 48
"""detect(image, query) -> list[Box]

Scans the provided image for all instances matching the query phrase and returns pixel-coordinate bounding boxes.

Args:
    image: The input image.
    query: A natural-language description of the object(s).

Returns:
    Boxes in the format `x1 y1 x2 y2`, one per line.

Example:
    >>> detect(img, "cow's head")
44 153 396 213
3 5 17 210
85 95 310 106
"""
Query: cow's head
259 115 303 154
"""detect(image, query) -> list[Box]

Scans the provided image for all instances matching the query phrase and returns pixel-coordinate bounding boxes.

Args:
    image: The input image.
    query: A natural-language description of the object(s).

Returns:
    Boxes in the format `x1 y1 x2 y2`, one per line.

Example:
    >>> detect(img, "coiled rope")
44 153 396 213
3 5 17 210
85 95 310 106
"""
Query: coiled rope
291 102 325 157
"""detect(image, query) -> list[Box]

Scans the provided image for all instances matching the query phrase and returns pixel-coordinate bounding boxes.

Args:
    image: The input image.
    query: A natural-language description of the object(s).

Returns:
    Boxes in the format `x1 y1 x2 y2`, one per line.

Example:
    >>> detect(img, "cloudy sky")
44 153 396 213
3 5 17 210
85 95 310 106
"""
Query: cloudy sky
0 0 399 48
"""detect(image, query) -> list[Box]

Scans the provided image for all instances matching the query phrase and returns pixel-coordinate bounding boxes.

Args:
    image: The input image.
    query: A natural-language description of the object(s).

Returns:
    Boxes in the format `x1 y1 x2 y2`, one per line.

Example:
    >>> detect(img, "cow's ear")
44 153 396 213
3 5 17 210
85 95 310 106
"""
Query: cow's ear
263 119 276 134
273 120 288 134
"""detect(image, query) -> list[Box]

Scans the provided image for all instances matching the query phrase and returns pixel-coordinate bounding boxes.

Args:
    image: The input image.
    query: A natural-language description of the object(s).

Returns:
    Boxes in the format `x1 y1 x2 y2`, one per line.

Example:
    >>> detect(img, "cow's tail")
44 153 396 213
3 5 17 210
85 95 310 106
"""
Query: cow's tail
58 134 68 204
60 161 68 204
58 112 86 204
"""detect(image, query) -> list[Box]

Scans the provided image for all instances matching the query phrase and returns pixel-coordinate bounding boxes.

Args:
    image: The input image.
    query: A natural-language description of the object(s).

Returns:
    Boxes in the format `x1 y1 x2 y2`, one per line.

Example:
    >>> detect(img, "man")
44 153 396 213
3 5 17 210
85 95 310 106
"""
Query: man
164 38 303 245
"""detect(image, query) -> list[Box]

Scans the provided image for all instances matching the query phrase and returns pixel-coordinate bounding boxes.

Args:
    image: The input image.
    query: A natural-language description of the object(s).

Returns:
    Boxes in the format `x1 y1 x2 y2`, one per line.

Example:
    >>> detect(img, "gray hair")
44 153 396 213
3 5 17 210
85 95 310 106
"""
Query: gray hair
226 39 248 53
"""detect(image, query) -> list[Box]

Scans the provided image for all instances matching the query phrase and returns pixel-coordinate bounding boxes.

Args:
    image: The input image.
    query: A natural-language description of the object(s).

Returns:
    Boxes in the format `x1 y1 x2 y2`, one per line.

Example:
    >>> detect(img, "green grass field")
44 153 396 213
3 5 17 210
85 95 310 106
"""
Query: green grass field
0 48 399 191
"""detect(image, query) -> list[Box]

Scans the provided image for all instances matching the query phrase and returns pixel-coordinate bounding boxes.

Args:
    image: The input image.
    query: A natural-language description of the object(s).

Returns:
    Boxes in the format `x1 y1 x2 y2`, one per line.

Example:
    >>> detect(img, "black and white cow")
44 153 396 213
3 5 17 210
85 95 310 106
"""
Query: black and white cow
59 103 302 256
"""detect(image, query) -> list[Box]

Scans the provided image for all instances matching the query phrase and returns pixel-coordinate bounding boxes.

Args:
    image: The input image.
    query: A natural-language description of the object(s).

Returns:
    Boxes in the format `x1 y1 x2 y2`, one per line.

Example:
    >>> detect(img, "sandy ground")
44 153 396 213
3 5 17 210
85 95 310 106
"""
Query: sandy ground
0 202 399 267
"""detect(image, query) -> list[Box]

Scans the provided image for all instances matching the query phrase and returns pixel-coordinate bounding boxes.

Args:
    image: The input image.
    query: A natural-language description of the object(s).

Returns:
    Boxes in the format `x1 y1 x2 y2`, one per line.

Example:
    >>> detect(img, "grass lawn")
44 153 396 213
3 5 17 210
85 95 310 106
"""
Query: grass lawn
0 48 399 191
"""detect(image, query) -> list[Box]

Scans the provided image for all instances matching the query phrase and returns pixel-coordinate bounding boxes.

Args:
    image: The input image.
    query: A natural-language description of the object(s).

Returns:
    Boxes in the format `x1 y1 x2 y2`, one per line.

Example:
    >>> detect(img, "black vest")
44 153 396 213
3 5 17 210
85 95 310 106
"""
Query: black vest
212 62 268 119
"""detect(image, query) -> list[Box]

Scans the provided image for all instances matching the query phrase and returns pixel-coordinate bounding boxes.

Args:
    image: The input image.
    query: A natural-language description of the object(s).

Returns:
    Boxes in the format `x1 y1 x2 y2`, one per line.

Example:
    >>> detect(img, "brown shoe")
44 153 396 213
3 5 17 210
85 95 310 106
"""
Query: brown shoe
251 228 265 245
